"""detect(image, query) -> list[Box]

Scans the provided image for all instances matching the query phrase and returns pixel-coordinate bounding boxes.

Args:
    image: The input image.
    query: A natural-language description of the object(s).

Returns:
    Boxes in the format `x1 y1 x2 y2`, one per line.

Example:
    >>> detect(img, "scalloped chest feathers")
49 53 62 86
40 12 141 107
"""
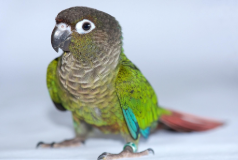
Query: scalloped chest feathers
57 51 120 108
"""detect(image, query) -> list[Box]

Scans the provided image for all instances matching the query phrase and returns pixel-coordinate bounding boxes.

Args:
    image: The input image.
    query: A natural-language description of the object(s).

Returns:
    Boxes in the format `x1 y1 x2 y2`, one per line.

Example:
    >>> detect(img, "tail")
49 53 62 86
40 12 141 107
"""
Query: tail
159 109 224 132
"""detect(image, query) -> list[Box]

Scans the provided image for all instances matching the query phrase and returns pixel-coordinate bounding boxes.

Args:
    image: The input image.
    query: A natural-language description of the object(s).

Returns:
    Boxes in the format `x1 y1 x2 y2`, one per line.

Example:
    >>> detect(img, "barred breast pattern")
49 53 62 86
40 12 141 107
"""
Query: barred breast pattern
57 44 121 109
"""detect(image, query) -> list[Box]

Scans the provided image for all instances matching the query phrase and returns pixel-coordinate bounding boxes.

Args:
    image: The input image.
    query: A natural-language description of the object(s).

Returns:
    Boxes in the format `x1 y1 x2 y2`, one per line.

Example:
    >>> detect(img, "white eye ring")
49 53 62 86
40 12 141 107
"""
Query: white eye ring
75 19 96 34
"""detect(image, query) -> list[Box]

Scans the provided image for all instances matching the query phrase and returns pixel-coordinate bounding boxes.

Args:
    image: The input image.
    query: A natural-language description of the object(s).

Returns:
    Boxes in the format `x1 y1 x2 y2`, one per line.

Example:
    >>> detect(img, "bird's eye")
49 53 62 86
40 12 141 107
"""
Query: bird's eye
82 22 91 31
75 19 95 34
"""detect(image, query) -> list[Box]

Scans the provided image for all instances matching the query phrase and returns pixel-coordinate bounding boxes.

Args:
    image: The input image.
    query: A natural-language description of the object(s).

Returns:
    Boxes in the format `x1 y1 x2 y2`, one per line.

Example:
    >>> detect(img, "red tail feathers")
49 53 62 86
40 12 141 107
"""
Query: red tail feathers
160 109 224 132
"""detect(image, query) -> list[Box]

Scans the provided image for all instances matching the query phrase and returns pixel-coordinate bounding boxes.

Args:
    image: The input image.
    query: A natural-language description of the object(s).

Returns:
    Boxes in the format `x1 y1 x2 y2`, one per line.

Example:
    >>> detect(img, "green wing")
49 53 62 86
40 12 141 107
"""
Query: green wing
47 57 66 111
115 51 169 139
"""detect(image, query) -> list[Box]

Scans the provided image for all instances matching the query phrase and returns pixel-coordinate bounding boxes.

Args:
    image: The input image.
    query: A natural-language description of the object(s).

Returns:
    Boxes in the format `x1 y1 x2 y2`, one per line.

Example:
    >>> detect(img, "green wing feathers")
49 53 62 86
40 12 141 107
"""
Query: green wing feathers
47 57 66 111
116 51 170 139
47 57 60 103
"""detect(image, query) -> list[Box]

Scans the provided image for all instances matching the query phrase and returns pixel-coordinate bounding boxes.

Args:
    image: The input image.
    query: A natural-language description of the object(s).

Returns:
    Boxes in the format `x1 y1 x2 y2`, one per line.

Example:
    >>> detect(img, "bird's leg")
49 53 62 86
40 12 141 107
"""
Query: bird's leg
37 116 92 148
98 135 154 160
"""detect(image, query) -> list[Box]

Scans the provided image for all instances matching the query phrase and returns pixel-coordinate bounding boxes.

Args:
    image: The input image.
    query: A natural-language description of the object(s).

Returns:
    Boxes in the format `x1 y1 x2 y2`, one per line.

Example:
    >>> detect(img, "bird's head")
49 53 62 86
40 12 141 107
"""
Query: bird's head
51 7 122 60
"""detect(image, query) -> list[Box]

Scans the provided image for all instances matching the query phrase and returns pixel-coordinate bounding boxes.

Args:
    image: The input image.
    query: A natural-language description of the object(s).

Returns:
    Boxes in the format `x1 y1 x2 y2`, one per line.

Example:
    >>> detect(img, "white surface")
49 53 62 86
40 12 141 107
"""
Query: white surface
0 0 238 159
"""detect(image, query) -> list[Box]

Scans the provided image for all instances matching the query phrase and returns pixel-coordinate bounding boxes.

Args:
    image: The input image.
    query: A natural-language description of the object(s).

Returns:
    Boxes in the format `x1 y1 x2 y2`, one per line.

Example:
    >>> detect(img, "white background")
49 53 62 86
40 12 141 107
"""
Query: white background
0 0 238 159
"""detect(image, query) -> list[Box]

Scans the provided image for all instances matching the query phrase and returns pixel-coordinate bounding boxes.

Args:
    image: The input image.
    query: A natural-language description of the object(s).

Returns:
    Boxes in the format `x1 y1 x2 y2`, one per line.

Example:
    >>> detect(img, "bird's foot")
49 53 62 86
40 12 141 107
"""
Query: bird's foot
98 142 154 160
36 137 84 148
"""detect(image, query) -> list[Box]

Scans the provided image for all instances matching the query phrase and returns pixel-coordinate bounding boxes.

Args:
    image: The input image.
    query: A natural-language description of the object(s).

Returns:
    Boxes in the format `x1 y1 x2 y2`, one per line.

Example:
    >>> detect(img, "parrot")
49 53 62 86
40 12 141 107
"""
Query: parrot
37 6 223 160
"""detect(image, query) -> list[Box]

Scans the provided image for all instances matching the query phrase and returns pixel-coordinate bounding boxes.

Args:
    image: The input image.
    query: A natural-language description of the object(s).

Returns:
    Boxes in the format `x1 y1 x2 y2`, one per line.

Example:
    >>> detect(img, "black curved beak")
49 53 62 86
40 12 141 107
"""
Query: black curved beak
51 26 72 53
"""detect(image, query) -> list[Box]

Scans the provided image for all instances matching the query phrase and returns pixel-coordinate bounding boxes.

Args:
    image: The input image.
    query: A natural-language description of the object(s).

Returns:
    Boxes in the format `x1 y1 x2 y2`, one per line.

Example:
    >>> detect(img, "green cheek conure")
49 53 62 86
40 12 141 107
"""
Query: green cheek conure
37 7 223 160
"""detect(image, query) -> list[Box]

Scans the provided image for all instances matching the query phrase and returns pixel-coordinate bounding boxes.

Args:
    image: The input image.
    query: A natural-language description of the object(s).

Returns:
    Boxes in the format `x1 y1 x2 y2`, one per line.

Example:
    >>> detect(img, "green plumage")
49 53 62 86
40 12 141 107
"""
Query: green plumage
47 49 170 140
46 58 60 104
115 52 170 139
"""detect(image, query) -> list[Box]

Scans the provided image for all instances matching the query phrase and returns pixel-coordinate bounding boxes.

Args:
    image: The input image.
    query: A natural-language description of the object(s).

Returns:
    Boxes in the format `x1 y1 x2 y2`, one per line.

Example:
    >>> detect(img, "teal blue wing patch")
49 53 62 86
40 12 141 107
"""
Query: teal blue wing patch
140 127 150 139
122 108 140 140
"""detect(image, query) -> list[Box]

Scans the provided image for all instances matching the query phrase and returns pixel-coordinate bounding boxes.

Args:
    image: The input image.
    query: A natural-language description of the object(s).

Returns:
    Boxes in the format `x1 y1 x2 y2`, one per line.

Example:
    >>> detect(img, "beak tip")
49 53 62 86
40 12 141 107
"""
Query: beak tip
51 26 71 54
53 47 59 53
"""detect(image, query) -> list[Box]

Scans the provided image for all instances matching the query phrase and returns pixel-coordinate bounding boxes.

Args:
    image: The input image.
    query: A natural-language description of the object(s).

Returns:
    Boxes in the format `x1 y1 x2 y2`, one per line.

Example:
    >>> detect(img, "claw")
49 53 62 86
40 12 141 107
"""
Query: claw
36 141 55 148
36 141 44 148
147 148 154 155
98 152 109 160
50 142 55 148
